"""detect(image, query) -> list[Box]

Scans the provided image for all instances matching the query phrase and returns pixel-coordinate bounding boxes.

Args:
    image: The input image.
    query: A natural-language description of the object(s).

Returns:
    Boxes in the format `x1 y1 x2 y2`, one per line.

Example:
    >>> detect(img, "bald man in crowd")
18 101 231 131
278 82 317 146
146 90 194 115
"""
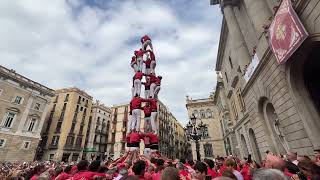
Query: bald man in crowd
264 154 286 172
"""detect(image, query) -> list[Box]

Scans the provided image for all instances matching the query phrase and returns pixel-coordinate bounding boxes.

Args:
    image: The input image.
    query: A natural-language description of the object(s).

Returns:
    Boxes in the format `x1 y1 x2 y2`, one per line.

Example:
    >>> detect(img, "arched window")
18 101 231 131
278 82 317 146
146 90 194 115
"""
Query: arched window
206 109 212 118
200 109 205 119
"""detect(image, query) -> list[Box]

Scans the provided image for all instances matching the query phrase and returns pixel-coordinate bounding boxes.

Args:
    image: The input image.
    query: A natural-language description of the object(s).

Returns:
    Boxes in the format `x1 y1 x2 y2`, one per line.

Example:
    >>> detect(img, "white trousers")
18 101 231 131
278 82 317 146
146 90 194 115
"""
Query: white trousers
142 40 153 51
145 67 151 75
154 86 161 98
130 109 141 131
132 64 139 73
150 112 157 134
137 57 143 71
150 83 157 98
133 79 141 97
150 61 156 74
131 87 135 98
144 89 150 99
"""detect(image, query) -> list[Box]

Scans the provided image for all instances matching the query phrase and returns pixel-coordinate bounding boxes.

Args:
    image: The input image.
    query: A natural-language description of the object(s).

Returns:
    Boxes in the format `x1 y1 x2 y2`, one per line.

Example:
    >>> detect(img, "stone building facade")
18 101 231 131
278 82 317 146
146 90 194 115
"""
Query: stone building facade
39 88 93 162
211 0 320 162
110 100 186 159
83 100 112 161
0 65 54 161
158 101 187 160
185 96 225 160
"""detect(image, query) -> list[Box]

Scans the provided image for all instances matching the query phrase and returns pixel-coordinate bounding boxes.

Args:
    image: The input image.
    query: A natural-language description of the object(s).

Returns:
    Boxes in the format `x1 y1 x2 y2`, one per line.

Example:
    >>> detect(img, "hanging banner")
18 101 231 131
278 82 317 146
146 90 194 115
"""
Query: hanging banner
269 0 308 64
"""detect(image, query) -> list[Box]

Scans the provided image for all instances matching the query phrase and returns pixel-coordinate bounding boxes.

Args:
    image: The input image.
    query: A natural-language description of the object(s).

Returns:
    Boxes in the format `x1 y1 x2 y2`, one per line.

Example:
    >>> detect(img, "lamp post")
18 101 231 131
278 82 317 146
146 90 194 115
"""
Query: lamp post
184 115 208 161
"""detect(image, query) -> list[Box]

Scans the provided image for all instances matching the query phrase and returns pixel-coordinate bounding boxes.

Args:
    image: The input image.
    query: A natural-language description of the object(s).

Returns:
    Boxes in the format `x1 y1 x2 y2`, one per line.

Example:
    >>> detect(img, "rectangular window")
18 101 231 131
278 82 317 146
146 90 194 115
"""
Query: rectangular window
79 125 83 135
51 136 60 146
54 95 59 103
22 141 31 149
28 118 36 132
78 96 81 104
3 112 16 128
64 94 69 102
70 122 76 133
225 72 229 83
75 137 82 147
0 139 6 148
204 143 213 157
229 56 233 69
62 103 67 111
34 103 41 110
13 96 23 104
49 154 54 160
66 136 74 146
55 121 62 133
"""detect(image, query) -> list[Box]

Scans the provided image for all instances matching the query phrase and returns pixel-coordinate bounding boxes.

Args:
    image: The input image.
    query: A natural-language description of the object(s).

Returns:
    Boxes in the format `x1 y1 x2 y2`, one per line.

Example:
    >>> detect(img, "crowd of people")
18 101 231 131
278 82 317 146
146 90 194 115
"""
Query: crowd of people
1 149 320 180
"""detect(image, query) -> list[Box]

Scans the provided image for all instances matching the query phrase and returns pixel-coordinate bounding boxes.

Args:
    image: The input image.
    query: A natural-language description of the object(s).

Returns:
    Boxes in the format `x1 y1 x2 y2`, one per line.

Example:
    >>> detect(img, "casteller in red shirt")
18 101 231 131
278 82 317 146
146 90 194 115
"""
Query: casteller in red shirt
143 105 152 117
145 132 158 144
147 98 157 111
141 35 151 44
241 164 251 180
130 97 147 110
134 49 145 57
207 167 218 179
130 131 144 143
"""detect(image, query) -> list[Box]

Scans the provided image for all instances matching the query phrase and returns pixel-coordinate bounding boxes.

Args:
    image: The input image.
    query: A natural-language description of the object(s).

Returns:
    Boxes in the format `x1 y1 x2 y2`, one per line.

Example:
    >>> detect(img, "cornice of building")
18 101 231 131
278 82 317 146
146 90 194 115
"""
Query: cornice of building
0 65 55 97
55 87 93 100
186 98 214 108
92 100 112 112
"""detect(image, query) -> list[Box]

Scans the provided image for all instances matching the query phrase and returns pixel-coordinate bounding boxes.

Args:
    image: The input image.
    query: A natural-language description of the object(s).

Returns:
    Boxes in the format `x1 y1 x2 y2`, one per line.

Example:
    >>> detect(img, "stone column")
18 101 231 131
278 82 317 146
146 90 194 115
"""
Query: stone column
242 0 272 36
222 3 251 70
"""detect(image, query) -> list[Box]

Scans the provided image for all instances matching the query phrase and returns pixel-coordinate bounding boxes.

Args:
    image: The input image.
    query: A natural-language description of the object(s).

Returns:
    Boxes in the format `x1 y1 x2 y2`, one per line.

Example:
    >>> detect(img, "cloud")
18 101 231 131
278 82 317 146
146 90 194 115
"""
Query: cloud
0 0 222 125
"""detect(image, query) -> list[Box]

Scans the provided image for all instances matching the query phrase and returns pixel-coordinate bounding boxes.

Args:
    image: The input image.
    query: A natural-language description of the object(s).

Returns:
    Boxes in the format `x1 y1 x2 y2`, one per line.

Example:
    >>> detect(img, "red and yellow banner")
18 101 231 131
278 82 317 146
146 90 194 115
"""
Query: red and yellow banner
269 0 308 64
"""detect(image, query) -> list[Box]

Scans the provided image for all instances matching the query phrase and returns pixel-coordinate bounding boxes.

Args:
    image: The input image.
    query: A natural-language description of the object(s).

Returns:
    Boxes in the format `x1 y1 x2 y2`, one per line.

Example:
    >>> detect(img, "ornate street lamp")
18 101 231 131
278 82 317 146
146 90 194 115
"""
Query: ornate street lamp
184 114 208 161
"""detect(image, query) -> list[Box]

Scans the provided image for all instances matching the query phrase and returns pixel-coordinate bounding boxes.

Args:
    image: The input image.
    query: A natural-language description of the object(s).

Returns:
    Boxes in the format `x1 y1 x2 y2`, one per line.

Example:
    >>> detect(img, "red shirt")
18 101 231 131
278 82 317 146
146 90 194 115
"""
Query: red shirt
55 172 71 180
135 49 145 57
134 72 144 80
145 59 152 67
147 74 157 84
146 132 158 144
207 168 218 179
126 134 131 143
179 170 190 180
143 106 152 117
141 35 151 43
130 97 147 110
72 171 96 180
155 77 161 86
142 81 151 90
152 172 161 180
241 164 251 180
218 165 227 176
148 99 157 111
130 132 144 143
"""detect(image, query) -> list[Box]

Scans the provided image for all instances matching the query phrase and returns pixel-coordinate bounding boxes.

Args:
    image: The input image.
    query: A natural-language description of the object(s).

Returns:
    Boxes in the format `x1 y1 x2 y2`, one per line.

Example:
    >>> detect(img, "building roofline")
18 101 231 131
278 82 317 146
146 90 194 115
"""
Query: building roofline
55 87 93 99
0 65 54 97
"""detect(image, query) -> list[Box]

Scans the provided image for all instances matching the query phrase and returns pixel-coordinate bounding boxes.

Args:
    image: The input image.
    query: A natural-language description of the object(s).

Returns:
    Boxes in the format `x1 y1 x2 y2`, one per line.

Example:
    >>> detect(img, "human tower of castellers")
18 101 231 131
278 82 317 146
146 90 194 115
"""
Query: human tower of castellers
126 35 161 158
